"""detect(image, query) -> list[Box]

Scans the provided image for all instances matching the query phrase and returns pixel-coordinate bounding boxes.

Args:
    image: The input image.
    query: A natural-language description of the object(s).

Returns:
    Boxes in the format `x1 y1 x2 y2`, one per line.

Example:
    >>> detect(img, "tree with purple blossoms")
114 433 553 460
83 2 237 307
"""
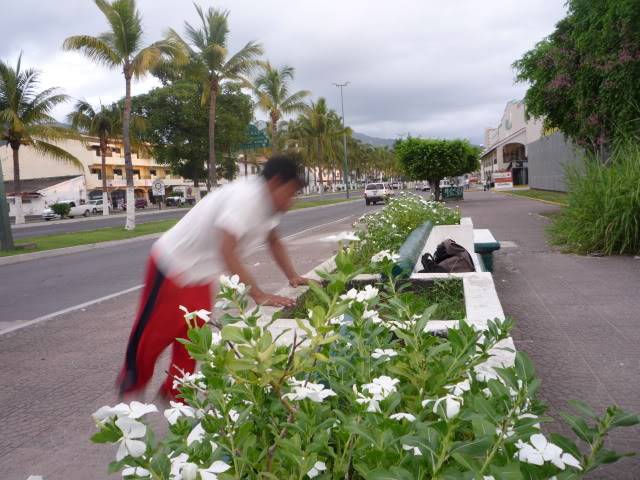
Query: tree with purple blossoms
514 0 640 158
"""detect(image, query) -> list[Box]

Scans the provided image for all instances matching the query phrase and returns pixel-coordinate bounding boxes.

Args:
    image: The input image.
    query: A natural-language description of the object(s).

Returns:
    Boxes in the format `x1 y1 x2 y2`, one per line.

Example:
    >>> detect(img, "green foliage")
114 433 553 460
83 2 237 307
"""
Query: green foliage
549 142 640 255
51 203 71 218
395 137 479 199
514 0 640 152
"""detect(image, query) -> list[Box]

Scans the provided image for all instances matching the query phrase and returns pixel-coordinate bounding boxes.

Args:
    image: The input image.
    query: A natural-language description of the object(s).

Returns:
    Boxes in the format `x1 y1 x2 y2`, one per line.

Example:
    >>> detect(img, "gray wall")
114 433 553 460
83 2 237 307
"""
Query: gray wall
528 132 584 192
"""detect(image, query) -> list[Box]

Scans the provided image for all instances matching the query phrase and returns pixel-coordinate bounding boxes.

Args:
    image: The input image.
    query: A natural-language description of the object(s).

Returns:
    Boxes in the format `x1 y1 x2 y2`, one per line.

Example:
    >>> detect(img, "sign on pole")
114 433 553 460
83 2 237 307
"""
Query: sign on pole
493 171 513 190
152 179 165 197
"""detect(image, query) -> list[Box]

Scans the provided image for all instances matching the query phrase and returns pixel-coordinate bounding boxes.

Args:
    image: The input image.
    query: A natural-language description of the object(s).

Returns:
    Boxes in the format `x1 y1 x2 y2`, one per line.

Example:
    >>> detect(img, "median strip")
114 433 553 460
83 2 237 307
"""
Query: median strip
1 198 354 259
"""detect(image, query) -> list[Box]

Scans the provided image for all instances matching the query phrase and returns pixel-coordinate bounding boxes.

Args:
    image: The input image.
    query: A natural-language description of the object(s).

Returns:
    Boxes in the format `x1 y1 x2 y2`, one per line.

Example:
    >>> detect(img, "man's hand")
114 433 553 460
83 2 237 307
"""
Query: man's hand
288 275 310 287
252 291 297 308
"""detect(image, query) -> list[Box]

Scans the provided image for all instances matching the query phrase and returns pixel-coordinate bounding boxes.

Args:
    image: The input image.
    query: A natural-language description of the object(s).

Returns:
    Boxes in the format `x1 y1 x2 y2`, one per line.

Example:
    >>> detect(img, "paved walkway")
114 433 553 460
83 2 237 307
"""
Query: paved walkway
461 191 640 479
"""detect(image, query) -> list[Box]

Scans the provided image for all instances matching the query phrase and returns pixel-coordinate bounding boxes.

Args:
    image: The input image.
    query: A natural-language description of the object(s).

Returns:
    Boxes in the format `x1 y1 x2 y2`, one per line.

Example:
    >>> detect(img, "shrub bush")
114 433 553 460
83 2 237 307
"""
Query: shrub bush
549 142 640 255
51 202 71 218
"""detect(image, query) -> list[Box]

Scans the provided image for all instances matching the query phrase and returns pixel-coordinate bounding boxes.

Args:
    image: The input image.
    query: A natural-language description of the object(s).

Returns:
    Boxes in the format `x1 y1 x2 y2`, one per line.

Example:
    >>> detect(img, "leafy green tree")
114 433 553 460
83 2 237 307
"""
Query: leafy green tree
514 0 640 156
67 101 123 216
0 54 81 228
133 82 252 189
251 62 310 152
168 4 262 189
395 137 478 200
64 0 184 230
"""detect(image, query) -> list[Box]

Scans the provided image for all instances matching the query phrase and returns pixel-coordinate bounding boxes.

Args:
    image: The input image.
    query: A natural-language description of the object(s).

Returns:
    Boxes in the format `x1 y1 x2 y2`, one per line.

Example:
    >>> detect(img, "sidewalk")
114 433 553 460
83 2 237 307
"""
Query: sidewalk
0 215 361 479
461 191 640 479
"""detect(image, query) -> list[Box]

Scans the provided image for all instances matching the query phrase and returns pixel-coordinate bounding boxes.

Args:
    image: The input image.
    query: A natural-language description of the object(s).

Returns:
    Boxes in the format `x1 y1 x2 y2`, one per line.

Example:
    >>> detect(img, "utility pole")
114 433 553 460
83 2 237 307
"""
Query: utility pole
333 82 350 199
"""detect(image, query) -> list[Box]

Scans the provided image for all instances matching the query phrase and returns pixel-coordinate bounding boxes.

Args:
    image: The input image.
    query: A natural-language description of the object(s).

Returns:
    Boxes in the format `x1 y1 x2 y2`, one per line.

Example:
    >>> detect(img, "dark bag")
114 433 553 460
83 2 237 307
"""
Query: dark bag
419 239 475 273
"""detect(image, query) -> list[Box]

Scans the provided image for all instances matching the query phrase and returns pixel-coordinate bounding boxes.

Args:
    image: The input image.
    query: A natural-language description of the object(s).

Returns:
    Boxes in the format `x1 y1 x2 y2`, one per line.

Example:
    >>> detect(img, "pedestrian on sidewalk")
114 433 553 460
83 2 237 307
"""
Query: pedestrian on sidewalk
118 154 309 401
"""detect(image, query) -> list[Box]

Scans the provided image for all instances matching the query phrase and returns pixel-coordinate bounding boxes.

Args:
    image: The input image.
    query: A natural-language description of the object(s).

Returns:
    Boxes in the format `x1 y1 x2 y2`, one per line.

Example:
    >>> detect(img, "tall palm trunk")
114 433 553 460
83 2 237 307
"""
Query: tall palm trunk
0 157 14 250
11 145 24 224
100 136 110 216
123 71 135 230
270 112 279 154
316 138 324 197
207 80 219 190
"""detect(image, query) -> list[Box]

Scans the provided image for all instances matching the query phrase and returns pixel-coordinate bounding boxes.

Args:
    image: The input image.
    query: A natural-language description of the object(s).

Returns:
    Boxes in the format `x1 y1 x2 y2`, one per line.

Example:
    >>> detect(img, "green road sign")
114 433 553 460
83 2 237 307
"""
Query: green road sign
240 124 270 150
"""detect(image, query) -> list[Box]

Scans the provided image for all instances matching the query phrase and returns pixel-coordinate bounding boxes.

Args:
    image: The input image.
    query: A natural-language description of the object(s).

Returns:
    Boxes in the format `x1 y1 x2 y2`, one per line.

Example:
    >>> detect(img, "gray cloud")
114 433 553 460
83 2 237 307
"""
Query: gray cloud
1 0 567 144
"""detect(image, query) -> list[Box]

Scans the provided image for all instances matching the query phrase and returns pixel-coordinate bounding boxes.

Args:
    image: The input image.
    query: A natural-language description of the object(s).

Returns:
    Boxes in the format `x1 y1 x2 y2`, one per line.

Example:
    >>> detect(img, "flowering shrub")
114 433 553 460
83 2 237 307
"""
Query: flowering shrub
92 260 638 479
352 193 460 267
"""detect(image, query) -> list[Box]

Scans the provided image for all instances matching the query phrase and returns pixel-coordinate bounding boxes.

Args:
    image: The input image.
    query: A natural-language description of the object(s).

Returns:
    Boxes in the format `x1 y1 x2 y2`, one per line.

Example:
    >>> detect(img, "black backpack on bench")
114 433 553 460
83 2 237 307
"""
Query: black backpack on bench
419 239 475 273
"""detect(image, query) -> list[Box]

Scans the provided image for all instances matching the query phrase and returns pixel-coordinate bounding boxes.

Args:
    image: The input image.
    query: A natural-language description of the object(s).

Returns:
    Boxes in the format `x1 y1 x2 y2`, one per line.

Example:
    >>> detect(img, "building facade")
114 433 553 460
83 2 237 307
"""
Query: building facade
1 136 194 217
480 100 544 186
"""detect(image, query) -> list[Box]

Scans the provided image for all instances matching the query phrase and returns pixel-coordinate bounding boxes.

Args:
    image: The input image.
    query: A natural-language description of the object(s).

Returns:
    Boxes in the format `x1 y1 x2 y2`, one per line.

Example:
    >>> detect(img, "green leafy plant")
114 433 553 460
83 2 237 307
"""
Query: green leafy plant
51 203 71 219
549 142 640 255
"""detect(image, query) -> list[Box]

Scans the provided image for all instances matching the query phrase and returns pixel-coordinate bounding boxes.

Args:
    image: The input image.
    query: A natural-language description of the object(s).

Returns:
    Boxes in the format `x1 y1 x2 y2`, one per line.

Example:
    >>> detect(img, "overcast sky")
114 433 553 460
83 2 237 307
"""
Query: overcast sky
1 0 567 144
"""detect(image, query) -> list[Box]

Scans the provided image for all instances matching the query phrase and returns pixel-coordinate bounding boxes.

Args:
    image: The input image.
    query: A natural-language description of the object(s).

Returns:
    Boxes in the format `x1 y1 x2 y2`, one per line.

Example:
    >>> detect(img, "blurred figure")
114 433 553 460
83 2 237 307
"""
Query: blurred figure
118 154 309 400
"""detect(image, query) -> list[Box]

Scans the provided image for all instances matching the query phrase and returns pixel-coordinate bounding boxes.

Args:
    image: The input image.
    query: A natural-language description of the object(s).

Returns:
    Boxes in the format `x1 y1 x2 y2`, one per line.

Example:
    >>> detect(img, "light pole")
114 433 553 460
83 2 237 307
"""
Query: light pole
333 81 350 199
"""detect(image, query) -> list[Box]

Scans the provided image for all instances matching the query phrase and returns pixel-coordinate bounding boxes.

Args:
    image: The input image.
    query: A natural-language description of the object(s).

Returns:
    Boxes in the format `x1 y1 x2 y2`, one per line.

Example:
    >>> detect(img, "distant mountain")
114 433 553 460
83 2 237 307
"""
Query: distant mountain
353 132 396 148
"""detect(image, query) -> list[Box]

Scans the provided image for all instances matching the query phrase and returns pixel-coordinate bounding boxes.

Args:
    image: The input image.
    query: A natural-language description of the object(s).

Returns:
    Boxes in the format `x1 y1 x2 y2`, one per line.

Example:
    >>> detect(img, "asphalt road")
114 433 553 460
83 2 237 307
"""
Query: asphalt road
0 199 376 323
11 190 362 240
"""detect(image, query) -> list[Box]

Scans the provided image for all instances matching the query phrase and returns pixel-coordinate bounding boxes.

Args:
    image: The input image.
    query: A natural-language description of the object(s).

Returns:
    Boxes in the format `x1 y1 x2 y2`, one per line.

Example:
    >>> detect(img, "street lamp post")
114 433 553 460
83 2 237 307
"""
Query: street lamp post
333 82 350 199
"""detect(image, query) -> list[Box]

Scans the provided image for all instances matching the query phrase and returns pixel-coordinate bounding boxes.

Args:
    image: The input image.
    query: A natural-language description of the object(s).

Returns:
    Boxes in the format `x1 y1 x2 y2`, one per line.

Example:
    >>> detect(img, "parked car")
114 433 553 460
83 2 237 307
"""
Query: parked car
364 182 393 205
165 195 185 207
391 181 402 190
89 198 110 214
421 181 431 191
42 200 92 220
122 198 148 210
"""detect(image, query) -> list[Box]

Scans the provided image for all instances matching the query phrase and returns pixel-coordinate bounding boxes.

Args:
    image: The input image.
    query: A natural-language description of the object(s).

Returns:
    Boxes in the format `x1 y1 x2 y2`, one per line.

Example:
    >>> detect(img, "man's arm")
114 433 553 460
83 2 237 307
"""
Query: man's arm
219 229 295 307
267 229 309 287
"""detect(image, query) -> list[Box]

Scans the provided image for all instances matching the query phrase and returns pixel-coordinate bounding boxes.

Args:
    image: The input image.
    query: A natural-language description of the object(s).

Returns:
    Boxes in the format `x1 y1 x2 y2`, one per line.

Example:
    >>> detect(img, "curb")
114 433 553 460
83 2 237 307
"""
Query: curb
1 199 362 267
497 191 567 207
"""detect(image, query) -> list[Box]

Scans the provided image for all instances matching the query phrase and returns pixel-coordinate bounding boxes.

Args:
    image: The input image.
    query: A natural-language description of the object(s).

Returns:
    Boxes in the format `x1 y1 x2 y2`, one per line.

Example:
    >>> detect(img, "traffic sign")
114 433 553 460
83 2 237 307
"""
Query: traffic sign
240 124 270 150
152 179 165 196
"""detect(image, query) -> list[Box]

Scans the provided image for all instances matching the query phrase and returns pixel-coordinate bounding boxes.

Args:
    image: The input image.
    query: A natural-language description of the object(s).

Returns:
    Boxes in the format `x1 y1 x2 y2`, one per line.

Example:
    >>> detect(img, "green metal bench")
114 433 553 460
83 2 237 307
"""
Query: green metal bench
473 229 500 272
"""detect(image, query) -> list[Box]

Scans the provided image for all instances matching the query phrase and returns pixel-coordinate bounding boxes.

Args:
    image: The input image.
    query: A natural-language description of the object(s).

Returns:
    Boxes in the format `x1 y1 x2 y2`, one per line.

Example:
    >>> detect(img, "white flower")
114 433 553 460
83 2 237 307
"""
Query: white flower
179 305 212 323
219 274 246 294
371 250 399 263
516 434 582 470
307 461 327 478
474 365 499 382
353 385 381 413
445 379 471 397
371 348 398 360
93 401 157 422
172 457 230 480
340 288 358 302
187 422 205 446
356 285 379 302
423 395 463 418
389 412 416 422
173 371 207 391
115 417 147 461
402 444 422 456
228 409 240 423
518 413 541 429
361 376 400 400
164 401 196 425
329 314 352 326
122 466 151 478
363 309 382 324
215 299 231 309
282 378 337 403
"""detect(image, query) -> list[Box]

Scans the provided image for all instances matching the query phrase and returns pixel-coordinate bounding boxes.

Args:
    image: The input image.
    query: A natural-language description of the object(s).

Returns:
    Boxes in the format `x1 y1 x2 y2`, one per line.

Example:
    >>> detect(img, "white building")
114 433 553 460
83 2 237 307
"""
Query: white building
1 136 194 219
480 100 544 186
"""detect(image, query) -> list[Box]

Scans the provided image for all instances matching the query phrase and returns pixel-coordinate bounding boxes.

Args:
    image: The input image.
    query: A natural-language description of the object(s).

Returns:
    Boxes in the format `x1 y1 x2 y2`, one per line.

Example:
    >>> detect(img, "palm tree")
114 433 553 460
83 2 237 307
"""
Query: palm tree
168 4 263 190
0 54 81 226
63 0 184 230
67 101 122 216
251 62 309 153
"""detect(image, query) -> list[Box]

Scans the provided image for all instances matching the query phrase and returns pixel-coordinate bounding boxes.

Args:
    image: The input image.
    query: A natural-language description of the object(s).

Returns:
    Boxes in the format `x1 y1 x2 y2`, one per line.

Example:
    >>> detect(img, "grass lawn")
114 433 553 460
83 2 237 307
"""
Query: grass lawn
503 189 568 205
2 197 352 257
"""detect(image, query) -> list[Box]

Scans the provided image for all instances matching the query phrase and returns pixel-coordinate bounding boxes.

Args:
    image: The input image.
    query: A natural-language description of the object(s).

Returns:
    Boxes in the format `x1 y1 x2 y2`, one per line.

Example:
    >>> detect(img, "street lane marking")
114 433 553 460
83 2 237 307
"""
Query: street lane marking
1 213 359 336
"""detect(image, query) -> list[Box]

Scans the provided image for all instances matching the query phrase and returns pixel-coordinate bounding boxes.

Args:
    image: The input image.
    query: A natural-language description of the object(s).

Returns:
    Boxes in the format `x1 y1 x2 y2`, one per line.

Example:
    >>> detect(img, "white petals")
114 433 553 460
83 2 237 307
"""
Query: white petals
371 250 400 263
219 274 246 294
323 231 360 242
282 378 336 403
445 379 471 397
92 401 157 422
179 306 212 323
164 401 196 425
516 434 582 470
371 348 398 360
361 376 400 400
115 417 147 461
340 285 378 304
389 412 416 422
307 461 327 478
402 444 422 456
186 422 205 446
122 466 151 478
424 395 463 418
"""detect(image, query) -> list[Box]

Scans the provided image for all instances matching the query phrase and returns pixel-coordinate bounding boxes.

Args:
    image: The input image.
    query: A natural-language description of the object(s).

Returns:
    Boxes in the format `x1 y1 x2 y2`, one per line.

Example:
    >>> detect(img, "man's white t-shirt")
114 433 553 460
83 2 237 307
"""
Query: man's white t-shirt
152 177 280 286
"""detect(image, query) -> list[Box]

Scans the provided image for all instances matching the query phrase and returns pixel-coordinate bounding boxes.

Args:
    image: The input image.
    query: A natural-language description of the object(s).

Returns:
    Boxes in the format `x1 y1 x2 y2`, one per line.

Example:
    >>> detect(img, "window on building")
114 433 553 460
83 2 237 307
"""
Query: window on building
90 168 102 179
150 169 157 176
114 168 123 176
133 169 141 176
494 158 497 164
112 147 121 154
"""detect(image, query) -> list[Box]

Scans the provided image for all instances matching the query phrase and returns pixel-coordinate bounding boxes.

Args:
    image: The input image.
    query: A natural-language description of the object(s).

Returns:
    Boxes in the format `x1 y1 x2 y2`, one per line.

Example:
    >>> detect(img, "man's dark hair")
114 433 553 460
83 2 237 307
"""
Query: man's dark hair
262 153 306 186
